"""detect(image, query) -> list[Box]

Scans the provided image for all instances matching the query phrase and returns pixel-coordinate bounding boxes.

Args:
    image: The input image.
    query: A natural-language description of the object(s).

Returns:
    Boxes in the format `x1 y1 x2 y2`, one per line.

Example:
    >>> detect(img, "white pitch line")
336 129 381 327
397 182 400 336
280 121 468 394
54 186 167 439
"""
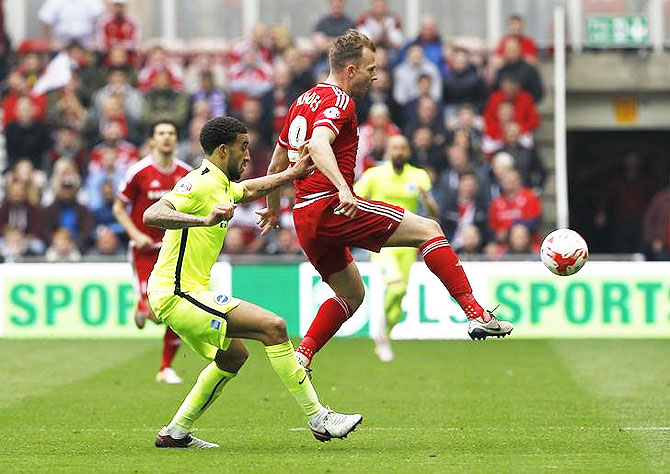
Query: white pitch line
620 427 670 432
21 426 670 433
291 426 670 432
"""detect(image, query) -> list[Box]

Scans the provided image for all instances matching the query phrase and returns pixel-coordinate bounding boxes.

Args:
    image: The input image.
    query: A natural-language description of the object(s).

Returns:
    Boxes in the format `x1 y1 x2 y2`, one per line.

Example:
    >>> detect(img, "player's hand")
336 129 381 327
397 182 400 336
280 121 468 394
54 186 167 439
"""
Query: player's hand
132 232 155 250
255 207 280 236
204 202 236 226
334 187 358 218
290 144 316 179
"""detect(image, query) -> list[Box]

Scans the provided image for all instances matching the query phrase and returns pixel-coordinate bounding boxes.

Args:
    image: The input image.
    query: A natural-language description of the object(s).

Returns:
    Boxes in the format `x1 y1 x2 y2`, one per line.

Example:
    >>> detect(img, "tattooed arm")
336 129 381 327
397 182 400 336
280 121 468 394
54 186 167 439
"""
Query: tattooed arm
237 149 314 204
143 200 235 229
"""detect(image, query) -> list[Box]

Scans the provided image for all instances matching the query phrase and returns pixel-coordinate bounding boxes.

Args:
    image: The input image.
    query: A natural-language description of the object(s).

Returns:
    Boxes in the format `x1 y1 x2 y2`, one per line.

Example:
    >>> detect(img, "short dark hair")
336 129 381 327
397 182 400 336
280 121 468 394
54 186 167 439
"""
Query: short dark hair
107 66 128 76
199 117 247 155
459 170 478 182
500 73 520 85
509 14 523 22
149 120 178 138
329 29 376 71
417 73 432 83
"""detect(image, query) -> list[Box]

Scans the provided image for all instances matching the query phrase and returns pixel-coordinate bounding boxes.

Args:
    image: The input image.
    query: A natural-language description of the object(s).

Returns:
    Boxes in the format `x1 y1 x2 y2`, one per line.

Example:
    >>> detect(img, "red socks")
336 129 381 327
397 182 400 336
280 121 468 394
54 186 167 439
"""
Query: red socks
297 296 351 364
420 236 488 321
160 326 182 370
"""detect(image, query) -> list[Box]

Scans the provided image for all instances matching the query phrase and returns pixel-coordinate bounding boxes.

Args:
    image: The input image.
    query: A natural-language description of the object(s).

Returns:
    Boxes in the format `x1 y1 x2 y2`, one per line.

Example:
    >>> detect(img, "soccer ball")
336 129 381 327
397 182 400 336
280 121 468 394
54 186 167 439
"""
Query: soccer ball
540 228 589 276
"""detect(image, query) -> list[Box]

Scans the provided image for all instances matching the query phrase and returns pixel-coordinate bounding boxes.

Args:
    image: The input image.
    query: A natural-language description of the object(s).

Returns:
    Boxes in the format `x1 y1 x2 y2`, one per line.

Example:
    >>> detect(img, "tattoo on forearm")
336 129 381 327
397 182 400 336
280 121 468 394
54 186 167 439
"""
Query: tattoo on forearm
146 204 203 229
244 172 291 201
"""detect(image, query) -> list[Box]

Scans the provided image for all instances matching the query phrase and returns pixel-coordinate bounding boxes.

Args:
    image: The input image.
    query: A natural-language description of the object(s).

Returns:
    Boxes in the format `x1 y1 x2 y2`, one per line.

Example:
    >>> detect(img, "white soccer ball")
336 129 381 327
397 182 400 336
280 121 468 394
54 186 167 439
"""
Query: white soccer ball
540 228 589 276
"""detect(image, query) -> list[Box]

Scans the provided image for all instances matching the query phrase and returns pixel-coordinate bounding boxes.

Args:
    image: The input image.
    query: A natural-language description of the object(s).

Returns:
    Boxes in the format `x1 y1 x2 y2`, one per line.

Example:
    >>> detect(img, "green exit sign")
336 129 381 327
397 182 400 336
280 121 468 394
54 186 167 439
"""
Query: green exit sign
586 16 649 46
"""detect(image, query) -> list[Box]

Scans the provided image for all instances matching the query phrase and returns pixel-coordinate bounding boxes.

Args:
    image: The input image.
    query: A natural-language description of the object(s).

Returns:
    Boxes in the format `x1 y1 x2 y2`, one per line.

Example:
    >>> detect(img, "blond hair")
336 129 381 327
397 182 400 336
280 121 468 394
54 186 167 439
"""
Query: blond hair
329 29 375 71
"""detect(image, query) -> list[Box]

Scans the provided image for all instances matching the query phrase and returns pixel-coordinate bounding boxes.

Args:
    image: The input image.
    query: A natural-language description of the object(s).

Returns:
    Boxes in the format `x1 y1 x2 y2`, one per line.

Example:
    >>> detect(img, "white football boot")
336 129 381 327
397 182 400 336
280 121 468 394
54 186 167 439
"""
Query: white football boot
155 426 219 448
308 407 363 442
374 337 394 362
156 367 183 384
468 310 513 340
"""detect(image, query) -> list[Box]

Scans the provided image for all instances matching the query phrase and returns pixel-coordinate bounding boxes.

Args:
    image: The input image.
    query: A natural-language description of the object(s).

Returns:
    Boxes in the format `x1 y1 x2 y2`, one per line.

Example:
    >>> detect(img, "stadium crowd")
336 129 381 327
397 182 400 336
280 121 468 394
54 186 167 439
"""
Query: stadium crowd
0 0 553 263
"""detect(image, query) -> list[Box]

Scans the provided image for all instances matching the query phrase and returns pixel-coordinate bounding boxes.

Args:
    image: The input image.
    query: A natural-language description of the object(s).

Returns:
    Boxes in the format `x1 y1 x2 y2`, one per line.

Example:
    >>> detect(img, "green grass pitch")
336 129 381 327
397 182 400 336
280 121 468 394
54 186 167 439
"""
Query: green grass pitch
1 338 668 473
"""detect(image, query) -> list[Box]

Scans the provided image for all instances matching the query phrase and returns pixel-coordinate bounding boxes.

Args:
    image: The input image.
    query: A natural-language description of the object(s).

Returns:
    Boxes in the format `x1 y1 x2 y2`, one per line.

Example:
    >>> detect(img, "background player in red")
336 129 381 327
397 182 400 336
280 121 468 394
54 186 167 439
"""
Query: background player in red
259 30 513 370
113 121 191 383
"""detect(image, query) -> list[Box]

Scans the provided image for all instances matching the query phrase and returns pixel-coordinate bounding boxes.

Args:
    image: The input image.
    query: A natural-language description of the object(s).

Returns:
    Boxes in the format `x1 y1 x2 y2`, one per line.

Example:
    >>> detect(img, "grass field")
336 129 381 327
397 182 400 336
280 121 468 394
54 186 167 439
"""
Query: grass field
1 338 668 473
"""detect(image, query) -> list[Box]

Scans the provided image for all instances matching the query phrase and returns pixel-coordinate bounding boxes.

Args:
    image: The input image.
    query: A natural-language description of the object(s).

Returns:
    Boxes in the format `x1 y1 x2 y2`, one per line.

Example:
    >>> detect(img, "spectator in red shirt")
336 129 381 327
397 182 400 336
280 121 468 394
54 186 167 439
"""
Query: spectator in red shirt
2 71 47 127
356 0 403 50
495 15 538 64
138 45 183 93
483 75 539 154
96 0 139 63
488 168 541 243
89 119 139 174
227 46 274 114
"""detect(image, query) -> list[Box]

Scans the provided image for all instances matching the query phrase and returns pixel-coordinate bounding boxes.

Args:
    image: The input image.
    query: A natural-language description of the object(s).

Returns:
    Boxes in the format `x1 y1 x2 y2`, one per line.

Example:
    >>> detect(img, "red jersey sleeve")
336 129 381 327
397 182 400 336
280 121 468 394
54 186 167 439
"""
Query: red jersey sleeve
117 166 139 204
313 92 353 138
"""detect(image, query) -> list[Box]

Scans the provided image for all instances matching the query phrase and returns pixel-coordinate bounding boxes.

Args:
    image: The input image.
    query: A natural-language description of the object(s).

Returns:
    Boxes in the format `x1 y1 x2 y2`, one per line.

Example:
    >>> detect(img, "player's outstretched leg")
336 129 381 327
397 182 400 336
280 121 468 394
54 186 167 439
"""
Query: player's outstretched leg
156 326 183 383
296 262 365 368
385 211 512 339
373 248 415 362
226 301 363 442
375 278 406 362
156 340 248 448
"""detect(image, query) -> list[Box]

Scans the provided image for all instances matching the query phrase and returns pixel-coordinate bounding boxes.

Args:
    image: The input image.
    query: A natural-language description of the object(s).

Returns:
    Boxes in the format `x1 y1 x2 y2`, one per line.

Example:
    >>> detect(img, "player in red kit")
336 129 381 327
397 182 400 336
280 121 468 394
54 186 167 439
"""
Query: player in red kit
259 30 513 370
113 121 192 383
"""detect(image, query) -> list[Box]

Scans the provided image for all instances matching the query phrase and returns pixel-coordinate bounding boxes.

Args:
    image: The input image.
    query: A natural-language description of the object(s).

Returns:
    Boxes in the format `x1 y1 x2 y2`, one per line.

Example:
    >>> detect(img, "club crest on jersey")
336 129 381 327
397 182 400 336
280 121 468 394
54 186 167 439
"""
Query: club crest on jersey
210 319 221 330
175 181 192 193
214 294 230 306
323 107 341 119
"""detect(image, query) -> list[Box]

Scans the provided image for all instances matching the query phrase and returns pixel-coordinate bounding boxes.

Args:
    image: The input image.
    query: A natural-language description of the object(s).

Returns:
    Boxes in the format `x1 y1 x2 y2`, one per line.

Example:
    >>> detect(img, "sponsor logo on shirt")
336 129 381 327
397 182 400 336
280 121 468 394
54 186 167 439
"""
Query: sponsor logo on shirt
175 181 192 193
214 294 230 306
323 107 341 119
210 319 221 330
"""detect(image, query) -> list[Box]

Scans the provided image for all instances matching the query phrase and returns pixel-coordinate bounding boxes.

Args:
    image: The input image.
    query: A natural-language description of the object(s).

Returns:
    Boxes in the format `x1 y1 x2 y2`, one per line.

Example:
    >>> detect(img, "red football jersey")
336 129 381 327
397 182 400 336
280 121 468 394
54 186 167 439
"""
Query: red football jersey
488 188 542 234
117 155 191 243
97 14 140 51
278 83 359 199
89 140 139 173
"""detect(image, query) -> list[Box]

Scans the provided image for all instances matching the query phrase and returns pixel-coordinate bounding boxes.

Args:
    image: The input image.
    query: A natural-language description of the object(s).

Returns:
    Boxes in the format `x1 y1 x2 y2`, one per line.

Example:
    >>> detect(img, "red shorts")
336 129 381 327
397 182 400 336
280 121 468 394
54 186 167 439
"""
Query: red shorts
130 246 160 313
293 193 405 281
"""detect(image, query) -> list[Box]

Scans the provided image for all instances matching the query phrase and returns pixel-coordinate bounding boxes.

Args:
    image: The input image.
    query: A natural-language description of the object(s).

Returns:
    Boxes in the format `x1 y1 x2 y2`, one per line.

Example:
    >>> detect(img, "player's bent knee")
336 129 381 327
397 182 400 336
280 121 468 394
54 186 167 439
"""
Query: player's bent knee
343 286 365 314
265 316 288 345
422 217 443 239
215 345 248 373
